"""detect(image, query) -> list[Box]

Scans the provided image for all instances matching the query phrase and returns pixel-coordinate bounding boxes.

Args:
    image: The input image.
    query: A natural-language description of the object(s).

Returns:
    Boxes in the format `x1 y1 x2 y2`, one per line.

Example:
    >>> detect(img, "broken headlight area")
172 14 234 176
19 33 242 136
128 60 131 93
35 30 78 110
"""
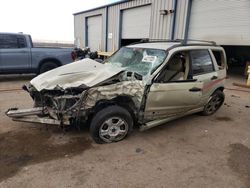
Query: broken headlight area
24 84 88 123
45 94 83 119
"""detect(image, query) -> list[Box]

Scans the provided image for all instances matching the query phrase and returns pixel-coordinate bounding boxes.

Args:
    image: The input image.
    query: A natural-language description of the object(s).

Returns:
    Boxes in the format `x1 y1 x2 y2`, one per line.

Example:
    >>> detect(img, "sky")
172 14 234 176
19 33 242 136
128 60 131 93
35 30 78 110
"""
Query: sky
0 0 118 42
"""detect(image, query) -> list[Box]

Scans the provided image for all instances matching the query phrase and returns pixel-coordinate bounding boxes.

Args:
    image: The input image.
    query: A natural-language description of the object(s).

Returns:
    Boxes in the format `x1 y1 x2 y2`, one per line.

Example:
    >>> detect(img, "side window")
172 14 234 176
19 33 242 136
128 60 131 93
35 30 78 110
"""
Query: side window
0 35 18 49
190 50 214 75
17 37 27 48
212 50 225 68
0 34 26 49
156 51 189 83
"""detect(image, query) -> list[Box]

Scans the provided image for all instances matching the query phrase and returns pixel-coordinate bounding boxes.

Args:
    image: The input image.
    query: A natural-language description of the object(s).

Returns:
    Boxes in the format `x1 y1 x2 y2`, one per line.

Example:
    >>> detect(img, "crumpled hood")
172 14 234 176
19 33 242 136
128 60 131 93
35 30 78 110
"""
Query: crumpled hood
30 58 124 91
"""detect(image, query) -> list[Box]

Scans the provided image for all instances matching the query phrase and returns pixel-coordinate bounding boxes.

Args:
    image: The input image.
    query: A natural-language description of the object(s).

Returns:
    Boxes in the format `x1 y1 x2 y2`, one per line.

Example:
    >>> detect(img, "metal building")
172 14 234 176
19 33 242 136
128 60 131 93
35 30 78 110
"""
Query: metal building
188 0 250 46
74 0 250 52
74 0 189 51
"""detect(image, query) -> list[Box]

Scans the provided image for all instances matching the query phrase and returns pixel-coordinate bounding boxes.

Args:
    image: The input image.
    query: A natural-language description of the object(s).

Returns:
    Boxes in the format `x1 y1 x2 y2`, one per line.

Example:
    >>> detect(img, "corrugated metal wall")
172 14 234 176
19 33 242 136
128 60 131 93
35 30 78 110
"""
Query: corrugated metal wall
74 8 107 49
74 0 188 51
174 0 189 40
107 0 152 51
150 0 173 40
121 5 152 39
189 0 250 45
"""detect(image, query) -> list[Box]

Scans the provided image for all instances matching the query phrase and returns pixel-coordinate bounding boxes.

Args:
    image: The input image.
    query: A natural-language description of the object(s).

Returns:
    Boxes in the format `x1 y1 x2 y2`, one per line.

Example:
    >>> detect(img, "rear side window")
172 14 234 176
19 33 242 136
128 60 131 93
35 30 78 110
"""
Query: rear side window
212 50 225 68
0 34 26 49
190 50 214 75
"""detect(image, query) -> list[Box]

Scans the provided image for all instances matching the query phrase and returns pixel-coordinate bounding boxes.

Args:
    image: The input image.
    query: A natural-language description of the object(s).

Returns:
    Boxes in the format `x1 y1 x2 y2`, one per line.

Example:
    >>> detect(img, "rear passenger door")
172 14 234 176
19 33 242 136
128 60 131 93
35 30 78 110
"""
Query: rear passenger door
0 34 31 72
190 50 219 102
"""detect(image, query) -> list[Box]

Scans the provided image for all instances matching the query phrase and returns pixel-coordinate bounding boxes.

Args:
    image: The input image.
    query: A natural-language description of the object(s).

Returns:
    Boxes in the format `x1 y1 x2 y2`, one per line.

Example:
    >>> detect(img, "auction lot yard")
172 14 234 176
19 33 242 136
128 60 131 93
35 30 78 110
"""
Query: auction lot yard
0 74 249 188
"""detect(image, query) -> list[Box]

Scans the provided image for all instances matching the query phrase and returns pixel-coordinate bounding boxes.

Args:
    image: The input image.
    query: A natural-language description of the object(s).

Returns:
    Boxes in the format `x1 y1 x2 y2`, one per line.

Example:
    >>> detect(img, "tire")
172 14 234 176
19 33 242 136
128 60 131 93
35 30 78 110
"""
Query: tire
39 61 59 74
202 90 225 116
90 105 133 144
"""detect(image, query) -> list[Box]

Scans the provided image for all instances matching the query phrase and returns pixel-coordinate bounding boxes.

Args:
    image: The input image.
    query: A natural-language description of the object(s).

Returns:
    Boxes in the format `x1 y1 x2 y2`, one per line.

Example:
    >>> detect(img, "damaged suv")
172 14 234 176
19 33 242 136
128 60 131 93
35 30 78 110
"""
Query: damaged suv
6 40 227 143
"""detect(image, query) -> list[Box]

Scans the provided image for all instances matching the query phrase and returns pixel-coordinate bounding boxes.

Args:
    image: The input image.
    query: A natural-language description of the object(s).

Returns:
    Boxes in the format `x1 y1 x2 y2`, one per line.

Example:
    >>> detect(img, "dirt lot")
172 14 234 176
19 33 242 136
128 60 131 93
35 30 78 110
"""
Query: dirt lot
0 74 249 188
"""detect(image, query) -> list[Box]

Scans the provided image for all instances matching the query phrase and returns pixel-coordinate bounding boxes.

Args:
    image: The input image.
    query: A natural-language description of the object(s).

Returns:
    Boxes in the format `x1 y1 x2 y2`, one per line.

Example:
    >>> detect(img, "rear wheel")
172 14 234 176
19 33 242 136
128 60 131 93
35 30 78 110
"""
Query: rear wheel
39 61 59 74
90 106 133 144
202 90 225 116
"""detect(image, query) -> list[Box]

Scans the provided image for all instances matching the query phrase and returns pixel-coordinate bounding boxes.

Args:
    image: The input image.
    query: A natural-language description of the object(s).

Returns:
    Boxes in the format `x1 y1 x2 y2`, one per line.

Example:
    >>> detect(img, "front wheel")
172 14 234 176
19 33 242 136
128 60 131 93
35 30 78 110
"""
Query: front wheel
39 61 59 74
90 106 133 144
202 90 225 116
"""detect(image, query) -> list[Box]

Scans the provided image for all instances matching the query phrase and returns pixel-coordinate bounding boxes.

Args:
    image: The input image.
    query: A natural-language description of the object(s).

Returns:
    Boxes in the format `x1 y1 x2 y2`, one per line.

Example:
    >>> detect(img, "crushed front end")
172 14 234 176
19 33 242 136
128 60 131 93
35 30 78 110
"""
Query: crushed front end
6 60 145 129
5 58 127 127
6 84 88 127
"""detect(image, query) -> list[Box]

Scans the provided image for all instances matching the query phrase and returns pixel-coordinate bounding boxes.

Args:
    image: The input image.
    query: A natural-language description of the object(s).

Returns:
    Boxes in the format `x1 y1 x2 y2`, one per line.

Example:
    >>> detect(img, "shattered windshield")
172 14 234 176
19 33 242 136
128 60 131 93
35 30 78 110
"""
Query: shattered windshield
105 47 166 77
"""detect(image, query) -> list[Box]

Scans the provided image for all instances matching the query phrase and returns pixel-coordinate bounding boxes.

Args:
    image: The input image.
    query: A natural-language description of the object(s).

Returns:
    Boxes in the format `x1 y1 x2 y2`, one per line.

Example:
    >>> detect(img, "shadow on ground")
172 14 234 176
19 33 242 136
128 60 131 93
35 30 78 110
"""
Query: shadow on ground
0 129 92 182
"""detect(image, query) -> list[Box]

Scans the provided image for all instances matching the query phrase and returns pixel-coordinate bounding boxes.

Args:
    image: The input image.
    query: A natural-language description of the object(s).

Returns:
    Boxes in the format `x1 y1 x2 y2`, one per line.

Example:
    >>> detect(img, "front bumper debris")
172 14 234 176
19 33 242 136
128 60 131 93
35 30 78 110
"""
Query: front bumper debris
6 107 69 126
6 107 45 118
12 116 69 125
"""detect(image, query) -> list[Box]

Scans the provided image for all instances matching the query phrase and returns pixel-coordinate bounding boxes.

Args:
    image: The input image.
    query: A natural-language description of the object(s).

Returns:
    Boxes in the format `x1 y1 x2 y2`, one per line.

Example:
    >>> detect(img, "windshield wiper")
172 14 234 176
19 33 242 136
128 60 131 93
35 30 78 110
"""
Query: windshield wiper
125 71 143 81
134 72 143 80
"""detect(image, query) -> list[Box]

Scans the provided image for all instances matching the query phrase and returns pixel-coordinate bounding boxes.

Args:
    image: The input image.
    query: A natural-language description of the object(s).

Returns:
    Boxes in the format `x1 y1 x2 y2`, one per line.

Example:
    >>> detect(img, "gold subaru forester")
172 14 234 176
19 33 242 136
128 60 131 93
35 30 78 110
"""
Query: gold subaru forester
7 40 227 143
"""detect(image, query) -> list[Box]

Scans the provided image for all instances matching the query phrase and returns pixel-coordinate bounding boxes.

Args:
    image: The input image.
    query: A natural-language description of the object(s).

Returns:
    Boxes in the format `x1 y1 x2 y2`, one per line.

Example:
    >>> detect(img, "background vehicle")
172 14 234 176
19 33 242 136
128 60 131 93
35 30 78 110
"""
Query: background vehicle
6 40 227 144
71 47 99 61
0 33 74 74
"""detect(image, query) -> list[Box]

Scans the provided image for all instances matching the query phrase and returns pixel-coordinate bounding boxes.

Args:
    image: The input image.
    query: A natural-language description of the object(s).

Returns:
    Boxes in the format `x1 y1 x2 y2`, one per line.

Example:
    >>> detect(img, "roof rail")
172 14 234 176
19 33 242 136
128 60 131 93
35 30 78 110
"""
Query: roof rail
128 39 182 46
127 38 217 47
176 38 216 45
140 39 182 43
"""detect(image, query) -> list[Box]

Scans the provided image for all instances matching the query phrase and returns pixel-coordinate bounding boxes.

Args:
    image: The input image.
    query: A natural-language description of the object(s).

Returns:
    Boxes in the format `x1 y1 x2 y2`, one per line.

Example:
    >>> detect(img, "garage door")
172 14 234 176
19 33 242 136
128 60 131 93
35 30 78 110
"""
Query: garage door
122 5 151 39
188 0 250 45
87 15 102 51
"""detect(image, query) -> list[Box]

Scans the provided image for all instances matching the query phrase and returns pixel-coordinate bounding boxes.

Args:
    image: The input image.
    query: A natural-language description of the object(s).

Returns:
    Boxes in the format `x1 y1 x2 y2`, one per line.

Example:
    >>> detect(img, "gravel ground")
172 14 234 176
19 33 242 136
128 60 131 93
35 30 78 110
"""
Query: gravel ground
0 74 249 188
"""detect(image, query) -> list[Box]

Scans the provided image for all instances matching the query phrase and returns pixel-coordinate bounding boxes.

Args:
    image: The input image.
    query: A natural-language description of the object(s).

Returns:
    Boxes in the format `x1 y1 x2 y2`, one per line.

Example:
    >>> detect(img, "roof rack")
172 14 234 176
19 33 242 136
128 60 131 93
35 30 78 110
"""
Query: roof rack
134 38 216 45
179 39 217 45
129 39 182 46
139 39 182 43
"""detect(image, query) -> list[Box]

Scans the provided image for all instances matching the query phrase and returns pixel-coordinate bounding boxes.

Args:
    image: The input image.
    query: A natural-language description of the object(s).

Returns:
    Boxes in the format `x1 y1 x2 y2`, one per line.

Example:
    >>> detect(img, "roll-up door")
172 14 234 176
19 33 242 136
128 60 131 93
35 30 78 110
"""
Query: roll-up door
122 5 151 39
87 15 102 51
189 0 250 45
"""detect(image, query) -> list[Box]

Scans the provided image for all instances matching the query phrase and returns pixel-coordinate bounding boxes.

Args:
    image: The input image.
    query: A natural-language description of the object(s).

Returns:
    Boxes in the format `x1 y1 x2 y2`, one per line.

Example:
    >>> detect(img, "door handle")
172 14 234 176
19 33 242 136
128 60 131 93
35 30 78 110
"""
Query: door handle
189 87 202 92
211 76 218 80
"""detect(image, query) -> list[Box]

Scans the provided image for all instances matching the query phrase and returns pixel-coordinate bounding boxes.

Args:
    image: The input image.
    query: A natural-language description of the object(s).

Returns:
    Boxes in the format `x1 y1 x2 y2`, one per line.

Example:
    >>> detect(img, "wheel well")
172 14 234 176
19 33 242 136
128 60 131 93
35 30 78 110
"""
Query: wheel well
90 96 138 123
38 58 62 72
215 87 224 92
209 87 224 97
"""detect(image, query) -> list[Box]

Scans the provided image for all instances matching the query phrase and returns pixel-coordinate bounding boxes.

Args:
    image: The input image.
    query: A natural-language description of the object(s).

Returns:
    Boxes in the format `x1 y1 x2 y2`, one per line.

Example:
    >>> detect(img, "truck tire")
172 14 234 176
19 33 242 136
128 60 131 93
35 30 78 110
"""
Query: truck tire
39 61 58 74
90 105 133 144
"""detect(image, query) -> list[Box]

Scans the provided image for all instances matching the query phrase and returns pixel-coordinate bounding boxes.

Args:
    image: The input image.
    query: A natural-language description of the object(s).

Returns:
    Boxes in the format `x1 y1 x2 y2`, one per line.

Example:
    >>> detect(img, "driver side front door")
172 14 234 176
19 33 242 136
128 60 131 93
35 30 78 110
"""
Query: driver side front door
143 50 203 121
144 81 203 121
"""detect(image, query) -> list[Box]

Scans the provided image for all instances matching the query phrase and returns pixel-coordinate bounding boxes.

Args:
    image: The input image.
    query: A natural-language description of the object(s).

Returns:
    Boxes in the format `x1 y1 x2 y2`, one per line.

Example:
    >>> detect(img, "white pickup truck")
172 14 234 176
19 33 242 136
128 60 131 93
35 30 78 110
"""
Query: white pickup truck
0 33 74 74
